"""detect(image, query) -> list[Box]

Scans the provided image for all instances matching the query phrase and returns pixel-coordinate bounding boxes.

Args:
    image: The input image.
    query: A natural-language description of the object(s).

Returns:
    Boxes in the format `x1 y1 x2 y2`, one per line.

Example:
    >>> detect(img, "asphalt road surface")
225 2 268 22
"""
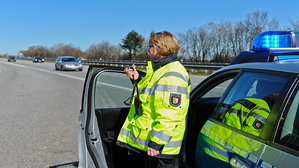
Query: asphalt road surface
0 58 207 168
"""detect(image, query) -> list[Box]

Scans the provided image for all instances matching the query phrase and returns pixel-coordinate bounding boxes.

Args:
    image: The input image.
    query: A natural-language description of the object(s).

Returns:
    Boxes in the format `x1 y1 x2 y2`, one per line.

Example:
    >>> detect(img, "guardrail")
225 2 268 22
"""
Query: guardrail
16 57 229 71
82 60 229 71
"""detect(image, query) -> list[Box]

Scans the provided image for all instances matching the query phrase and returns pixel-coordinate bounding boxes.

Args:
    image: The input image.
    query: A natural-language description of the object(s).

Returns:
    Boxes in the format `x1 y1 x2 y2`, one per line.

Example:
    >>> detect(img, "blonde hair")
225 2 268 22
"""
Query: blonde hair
150 31 180 56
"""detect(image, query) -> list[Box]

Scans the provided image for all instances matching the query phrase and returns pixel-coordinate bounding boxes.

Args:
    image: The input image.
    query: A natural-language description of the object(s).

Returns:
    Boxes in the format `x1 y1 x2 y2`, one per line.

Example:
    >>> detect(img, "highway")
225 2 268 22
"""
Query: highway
0 58 207 168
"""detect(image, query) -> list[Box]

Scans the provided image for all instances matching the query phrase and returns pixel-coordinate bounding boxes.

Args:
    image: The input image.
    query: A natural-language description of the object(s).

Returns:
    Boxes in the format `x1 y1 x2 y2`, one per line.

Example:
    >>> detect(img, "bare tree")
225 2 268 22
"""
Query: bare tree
177 25 212 62
288 16 299 30
243 10 269 50
267 17 280 31
86 41 123 60
48 43 83 58
135 39 150 61
208 22 230 62
198 25 212 62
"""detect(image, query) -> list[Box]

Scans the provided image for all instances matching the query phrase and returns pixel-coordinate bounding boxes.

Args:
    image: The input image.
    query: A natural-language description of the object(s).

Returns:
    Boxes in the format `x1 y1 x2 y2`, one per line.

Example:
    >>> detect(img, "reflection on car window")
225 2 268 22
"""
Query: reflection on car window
202 79 233 98
277 86 299 151
218 72 288 138
94 71 133 109
62 58 77 62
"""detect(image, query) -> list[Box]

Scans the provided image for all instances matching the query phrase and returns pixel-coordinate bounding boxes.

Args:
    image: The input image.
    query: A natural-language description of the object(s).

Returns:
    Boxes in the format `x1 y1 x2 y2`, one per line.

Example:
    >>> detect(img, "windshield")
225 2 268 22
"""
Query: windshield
62 58 78 62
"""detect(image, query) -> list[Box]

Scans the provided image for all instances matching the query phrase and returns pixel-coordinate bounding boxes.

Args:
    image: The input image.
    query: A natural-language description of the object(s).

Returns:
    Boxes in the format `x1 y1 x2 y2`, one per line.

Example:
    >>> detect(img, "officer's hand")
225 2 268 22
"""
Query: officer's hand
124 64 139 80
147 147 159 157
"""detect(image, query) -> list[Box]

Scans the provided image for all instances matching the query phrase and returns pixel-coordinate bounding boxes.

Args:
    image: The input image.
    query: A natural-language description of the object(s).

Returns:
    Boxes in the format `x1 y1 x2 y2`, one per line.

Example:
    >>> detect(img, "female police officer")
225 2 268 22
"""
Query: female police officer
117 31 191 168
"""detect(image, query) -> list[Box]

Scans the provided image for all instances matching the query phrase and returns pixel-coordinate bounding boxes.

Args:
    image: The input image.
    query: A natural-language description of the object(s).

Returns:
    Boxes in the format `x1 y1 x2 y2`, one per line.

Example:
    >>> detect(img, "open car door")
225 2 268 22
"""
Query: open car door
78 65 146 168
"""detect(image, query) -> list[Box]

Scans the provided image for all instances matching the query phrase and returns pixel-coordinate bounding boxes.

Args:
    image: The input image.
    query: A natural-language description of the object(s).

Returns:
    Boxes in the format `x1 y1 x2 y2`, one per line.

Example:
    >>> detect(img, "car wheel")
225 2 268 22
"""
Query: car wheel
55 65 58 70
60 65 64 71
79 69 83 71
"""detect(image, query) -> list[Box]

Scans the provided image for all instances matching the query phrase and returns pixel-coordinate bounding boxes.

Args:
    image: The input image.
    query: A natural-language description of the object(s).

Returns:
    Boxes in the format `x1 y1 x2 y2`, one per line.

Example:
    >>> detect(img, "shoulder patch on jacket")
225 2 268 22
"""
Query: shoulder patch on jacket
170 94 181 107
253 119 264 129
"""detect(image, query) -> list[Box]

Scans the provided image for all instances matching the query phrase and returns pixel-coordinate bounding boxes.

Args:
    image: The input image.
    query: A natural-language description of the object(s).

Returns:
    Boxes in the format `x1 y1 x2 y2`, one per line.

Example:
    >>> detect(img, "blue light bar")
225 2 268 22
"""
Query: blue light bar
278 55 299 60
251 31 294 51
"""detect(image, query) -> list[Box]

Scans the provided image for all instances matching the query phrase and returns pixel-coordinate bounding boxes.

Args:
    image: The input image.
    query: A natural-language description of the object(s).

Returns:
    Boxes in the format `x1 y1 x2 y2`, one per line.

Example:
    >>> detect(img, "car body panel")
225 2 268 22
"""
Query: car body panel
195 120 267 168
259 143 299 167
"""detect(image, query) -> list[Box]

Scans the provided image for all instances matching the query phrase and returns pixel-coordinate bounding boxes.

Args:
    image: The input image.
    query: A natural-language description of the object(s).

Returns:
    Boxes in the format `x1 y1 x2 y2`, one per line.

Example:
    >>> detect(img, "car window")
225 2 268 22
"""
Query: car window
62 58 77 62
94 71 133 109
276 85 299 151
216 72 289 138
201 79 233 98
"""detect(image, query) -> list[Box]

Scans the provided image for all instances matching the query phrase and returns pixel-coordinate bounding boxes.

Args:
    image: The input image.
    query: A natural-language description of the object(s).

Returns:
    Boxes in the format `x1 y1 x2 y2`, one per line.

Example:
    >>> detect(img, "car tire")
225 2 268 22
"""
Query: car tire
55 65 58 70
79 69 83 71
60 65 64 71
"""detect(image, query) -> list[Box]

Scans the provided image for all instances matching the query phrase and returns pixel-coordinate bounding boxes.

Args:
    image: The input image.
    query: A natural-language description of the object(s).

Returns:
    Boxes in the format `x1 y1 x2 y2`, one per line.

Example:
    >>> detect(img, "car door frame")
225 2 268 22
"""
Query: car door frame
78 65 146 168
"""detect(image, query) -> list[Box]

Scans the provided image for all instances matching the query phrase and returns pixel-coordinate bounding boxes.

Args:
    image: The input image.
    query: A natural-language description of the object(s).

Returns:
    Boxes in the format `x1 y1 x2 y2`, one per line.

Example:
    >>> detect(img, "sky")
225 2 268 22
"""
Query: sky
1 0 299 55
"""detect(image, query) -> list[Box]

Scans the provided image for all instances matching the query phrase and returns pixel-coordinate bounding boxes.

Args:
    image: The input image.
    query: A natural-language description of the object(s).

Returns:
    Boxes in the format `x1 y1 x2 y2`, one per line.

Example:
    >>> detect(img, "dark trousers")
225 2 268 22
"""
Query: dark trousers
143 154 179 168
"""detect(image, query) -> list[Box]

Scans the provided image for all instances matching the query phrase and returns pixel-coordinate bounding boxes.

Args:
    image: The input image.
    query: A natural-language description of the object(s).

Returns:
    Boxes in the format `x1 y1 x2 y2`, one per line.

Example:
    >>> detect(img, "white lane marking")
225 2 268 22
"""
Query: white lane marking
0 60 85 81
27 67 85 81
0 61 26 67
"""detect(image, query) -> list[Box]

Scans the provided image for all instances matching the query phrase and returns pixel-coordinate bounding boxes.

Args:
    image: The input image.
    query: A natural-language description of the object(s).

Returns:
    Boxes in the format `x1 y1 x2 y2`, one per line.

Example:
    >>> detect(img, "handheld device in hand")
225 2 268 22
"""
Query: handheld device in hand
127 65 133 70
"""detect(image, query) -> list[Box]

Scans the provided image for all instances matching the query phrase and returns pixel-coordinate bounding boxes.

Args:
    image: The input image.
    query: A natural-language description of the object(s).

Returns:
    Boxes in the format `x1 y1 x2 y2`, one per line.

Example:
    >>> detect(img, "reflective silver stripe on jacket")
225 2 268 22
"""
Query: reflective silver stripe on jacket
165 140 182 147
151 129 172 142
119 128 149 146
120 128 182 148
140 71 190 96
154 84 188 95
162 72 189 83
228 108 268 123
253 106 270 113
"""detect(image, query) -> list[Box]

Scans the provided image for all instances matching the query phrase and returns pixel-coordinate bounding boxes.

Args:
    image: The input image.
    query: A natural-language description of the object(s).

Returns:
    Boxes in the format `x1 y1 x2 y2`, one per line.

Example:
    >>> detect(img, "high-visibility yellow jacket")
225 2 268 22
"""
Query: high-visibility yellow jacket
200 98 271 163
117 55 191 159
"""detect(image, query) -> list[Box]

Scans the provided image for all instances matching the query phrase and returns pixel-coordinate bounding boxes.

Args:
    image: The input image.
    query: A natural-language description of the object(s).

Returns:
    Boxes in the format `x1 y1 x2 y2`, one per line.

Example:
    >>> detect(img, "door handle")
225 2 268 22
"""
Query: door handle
230 157 249 168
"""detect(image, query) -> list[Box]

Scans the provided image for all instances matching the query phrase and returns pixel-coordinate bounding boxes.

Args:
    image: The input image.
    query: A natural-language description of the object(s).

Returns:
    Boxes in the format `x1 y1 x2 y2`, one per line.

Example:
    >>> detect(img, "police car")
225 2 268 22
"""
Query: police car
78 31 299 168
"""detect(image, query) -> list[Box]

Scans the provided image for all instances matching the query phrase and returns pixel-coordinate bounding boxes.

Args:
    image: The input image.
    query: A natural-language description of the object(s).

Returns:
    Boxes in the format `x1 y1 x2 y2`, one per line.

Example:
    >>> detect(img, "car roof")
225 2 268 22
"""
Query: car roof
217 58 299 74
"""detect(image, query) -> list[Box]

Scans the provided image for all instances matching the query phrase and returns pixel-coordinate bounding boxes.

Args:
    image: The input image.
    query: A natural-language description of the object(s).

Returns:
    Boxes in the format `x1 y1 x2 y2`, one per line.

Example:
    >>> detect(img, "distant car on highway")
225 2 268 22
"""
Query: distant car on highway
32 56 44 63
78 57 87 62
55 56 83 71
7 56 16 62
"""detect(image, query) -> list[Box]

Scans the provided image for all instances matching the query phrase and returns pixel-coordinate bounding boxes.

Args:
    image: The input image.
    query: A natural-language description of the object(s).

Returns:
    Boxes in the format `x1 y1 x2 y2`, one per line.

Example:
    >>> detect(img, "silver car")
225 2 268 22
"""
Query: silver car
55 56 83 71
